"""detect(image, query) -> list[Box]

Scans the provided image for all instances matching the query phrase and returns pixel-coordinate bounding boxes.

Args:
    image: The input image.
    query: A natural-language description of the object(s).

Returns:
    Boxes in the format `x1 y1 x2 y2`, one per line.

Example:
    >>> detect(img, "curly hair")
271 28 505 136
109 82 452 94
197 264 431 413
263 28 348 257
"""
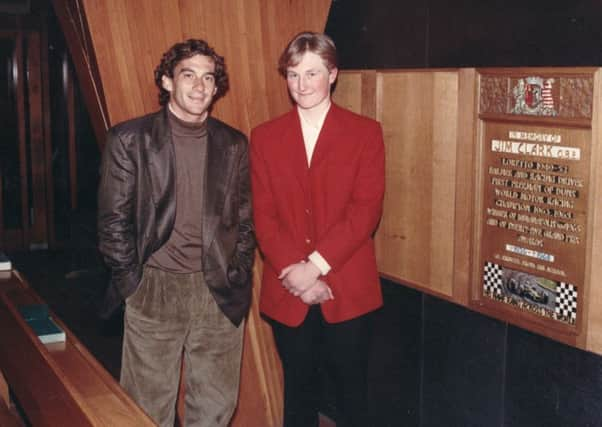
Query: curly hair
154 39 229 106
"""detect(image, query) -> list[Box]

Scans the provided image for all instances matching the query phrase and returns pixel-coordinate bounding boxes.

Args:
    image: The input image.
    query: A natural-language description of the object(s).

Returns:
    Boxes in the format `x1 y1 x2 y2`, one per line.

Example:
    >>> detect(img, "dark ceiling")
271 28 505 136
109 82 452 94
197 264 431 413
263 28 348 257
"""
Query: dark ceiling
326 0 602 69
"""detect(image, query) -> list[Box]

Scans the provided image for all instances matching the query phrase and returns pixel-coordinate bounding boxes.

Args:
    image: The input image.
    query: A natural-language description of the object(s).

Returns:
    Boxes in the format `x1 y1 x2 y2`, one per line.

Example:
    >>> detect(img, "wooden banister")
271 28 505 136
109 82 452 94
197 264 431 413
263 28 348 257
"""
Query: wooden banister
0 271 155 427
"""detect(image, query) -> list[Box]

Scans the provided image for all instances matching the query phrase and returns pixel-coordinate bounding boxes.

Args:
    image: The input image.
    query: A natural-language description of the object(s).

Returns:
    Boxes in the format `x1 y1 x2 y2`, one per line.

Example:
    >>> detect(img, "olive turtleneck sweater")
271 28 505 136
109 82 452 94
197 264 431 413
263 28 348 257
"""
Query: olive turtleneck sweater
147 109 208 273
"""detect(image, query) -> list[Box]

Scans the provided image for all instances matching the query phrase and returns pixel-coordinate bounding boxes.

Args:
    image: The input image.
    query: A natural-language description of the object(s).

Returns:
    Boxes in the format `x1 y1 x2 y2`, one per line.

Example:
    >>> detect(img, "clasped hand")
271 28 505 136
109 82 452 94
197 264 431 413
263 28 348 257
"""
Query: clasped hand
299 279 333 305
279 261 334 305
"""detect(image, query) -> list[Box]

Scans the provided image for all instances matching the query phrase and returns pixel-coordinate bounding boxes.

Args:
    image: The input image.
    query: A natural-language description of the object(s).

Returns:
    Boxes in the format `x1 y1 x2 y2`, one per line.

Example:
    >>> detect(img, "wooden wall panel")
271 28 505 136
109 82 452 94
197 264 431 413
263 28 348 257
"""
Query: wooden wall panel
374 71 461 297
81 0 331 136
586 69 602 354
335 69 476 302
452 69 478 305
334 70 467 298
336 67 602 356
332 72 362 109
78 1 332 426
333 71 374 117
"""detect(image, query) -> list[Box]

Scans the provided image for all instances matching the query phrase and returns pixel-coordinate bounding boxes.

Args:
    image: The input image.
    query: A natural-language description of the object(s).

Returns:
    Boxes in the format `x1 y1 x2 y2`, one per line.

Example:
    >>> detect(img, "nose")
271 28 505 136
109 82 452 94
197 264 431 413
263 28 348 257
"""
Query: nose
297 76 307 92
193 77 205 90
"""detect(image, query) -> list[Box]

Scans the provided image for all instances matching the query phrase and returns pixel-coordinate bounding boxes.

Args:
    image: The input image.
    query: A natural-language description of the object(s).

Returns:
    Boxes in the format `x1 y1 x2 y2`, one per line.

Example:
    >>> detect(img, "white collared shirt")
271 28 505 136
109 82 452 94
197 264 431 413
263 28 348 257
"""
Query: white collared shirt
297 103 332 275
297 103 331 166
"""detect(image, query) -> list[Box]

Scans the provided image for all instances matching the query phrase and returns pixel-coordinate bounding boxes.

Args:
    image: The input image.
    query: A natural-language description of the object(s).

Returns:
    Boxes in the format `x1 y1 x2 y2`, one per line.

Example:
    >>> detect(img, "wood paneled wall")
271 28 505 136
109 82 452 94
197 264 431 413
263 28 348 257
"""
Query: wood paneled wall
335 68 602 356
72 1 332 426
333 70 474 302
81 0 331 135
587 70 602 353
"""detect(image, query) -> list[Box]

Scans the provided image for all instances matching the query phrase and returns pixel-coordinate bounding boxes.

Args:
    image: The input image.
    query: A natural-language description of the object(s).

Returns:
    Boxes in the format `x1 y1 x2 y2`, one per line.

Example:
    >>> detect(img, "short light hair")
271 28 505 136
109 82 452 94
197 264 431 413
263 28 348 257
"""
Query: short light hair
278 32 338 77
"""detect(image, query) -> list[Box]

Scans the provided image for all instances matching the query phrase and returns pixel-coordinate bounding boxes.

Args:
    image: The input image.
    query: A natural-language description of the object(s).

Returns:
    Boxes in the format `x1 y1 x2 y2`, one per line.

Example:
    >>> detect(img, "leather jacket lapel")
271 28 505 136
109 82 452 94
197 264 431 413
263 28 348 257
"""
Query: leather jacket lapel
146 109 174 208
202 119 234 254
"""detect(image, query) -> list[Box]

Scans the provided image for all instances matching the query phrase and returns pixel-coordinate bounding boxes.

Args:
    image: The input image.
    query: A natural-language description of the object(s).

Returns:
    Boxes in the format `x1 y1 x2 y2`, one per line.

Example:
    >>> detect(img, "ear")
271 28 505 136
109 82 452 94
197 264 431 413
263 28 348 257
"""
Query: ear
161 75 173 92
328 67 338 84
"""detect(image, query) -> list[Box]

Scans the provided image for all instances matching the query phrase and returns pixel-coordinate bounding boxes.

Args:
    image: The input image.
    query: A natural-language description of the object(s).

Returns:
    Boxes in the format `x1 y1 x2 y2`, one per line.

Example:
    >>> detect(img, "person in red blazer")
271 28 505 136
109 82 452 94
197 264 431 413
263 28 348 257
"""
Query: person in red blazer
250 32 385 427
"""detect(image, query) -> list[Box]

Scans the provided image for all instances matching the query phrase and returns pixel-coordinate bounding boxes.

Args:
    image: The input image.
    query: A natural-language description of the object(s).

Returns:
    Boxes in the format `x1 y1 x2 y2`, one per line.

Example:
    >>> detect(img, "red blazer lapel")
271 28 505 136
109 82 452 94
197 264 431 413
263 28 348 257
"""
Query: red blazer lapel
282 110 310 187
307 104 344 170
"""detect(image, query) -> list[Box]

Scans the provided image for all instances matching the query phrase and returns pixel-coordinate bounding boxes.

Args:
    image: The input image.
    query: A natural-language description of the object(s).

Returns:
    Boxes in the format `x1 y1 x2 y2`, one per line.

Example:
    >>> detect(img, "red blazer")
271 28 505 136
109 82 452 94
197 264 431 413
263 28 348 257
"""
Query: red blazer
250 103 385 326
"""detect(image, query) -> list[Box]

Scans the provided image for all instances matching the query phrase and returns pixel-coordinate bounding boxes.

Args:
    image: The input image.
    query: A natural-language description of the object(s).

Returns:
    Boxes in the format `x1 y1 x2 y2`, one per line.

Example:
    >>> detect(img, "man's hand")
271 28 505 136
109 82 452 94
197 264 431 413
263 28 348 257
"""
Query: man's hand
279 261 321 296
300 280 334 305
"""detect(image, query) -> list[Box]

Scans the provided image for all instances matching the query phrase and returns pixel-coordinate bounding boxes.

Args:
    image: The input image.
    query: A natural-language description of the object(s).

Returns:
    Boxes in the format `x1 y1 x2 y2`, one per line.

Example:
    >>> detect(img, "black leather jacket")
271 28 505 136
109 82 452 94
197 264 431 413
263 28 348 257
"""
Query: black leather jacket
97 109 255 325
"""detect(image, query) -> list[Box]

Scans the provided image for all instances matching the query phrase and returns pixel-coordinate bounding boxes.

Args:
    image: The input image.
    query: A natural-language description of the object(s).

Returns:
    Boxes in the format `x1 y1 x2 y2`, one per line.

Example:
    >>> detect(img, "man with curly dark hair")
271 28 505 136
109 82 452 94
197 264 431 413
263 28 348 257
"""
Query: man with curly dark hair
153 38 229 107
98 38 255 427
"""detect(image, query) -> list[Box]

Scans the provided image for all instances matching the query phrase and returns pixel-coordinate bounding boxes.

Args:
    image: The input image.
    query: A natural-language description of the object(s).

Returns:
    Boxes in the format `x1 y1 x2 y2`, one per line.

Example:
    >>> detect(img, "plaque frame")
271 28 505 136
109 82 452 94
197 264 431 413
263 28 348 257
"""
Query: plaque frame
470 67 600 347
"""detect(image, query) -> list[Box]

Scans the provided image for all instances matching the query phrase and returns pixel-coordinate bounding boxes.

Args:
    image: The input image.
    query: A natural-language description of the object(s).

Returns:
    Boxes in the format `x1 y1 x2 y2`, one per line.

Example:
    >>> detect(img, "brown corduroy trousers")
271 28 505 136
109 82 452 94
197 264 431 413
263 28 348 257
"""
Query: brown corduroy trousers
120 266 244 427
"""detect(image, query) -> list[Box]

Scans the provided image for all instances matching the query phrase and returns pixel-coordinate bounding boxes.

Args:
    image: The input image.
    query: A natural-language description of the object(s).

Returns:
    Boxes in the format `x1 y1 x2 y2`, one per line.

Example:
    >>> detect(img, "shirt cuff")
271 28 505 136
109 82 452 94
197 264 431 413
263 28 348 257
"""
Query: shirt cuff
308 251 331 276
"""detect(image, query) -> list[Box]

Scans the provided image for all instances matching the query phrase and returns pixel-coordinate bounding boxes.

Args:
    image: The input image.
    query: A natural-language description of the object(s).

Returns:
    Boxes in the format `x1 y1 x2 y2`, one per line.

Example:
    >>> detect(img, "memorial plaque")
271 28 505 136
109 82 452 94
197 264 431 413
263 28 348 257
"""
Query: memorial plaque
476 71 593 331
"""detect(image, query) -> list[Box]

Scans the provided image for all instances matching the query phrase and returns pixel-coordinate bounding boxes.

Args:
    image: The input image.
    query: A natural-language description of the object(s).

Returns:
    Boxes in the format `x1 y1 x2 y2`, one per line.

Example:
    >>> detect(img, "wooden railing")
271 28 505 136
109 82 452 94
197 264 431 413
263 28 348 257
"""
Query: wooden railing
0 271 155 426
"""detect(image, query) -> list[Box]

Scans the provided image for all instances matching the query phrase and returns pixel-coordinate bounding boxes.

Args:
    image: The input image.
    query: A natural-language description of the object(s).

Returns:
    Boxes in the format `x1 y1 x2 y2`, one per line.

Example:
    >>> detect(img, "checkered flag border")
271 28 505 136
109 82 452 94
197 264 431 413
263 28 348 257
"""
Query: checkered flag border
483 261 503 297
555 282 578 322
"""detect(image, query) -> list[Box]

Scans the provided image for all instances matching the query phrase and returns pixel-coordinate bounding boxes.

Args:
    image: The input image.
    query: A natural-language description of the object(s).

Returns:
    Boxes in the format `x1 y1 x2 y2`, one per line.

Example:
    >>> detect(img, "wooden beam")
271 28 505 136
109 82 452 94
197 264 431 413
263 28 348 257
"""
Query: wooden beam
25 31 49 248
51 0 109 147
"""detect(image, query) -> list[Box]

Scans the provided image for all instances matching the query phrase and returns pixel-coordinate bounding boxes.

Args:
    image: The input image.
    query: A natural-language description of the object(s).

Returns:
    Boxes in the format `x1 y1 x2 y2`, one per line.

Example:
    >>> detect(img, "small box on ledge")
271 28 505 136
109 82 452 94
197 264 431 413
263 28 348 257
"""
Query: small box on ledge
0 252 11 271
18 304 66 344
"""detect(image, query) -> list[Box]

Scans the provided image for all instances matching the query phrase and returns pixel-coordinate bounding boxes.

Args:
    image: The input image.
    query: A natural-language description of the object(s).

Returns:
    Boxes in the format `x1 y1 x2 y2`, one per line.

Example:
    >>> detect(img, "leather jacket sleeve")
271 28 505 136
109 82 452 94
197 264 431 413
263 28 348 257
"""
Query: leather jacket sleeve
97 128 141 302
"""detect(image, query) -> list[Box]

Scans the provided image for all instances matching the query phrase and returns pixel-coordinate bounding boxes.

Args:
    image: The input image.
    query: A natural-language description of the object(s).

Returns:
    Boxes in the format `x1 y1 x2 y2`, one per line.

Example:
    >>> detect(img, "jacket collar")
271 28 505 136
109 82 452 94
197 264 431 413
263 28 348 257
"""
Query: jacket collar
150 108 222 151
310 103 345 167
284 103 345 184
149 108 171 152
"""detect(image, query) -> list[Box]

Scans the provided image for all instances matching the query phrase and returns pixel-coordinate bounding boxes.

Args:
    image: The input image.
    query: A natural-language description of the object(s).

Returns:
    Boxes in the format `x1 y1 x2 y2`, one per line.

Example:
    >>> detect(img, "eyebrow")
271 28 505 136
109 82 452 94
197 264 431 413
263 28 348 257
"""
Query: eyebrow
288 68 319 73
177 67 216 77
177 67 195 74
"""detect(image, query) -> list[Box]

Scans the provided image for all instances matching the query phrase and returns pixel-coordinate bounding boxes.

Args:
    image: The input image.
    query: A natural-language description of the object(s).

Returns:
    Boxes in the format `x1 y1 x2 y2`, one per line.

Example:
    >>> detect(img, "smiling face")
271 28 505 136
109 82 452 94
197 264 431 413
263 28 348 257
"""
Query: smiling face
286 51 337 112
161 54 217 123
